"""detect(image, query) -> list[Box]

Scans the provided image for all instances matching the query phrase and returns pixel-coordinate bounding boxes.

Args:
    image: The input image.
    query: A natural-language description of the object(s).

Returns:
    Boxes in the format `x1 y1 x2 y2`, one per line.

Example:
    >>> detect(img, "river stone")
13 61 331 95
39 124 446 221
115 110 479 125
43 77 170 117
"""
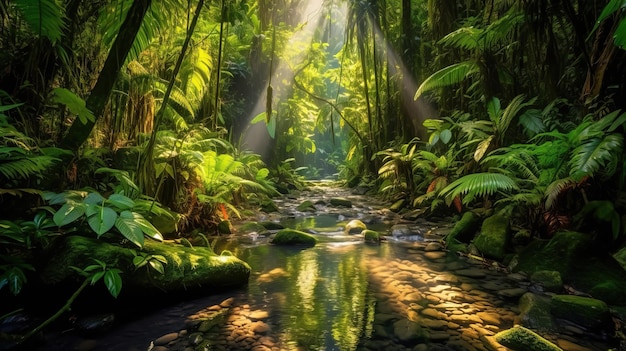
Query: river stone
477 311 501 326
424 251 446 261
296 200 316 212
530 270 562 292
390 224 412 237
155 332 179 345
344 219 367 234
271 229 317 246
455 268 486 278
551 295 610 329
392 319 428 343
473 213 510 260
516 293 555 332
495 325 562 351
248 310 269 320
330 197 352 207
445 211 481 244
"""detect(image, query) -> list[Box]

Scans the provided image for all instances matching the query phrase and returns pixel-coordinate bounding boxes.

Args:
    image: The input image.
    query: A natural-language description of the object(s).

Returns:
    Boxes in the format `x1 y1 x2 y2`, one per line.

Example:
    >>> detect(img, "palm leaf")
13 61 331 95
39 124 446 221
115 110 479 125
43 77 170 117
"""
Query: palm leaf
14 0 65 43
438 26 483 50
440 172 519 205
544 177 577 210
414 61 480 99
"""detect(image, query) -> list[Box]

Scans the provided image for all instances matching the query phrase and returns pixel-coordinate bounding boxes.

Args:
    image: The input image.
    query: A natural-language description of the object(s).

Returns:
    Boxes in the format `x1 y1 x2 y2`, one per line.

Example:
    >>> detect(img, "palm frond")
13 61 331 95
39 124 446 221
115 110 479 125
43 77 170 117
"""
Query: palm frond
438 26 482 50
14 0 65 43
544 177 576 210
440 172 519 205
414 61 480 99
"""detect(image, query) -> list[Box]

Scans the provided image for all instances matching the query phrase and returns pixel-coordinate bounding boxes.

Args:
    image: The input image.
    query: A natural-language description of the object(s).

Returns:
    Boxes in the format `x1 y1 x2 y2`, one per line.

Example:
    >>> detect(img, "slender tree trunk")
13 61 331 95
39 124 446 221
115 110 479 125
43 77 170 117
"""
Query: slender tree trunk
580 19 617 104
61 0 152 151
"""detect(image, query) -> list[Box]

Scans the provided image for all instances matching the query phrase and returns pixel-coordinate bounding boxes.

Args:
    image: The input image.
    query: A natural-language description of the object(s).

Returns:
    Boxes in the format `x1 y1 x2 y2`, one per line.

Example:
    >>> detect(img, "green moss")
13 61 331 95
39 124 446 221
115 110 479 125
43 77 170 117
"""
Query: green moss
517 293 556 332
530 270 562 293
362 229 380 244
330 197 352 208
296 200 316 212
271 229 317 247
445 211 481 244
261 199 279 213
473 213 510 260
344 219 367 234
513 231 591 276
495 325 562 351
41 235 251 293
551 295 610 329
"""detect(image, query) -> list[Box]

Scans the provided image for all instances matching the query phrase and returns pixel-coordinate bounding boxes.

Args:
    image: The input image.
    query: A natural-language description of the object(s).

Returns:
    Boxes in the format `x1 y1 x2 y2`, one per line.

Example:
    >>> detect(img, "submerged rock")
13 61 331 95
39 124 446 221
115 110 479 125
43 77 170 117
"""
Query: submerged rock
530 270 562 293
517 292 556 332
271 229 317 247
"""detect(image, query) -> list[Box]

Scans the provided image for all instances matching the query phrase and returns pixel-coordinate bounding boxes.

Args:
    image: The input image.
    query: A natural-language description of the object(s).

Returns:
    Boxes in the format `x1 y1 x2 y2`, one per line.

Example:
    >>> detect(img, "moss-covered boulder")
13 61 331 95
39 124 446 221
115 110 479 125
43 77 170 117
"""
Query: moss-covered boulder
344 219 367 234
495 325 562 351
238 222 270 235
389 199 406 212
551 295 610 329
259 221 284 231
296 200 317 212
271 229 317 247
473 213 510 260
512 231 591 276
516 293 556 332
362 229 381 244
41 235 251 295
330 197 352 208
260 199 279 213
444 211 481 244
530 270 562 293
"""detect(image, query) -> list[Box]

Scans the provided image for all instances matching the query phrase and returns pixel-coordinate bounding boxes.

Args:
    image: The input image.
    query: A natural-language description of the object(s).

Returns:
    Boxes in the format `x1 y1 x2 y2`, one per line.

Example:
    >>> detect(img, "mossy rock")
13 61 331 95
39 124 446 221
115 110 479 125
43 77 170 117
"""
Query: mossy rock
388 199 406 213
344 219 367 234
260 199 279 213
259 221 284 231
362 229 381 244
517 293 556 332
330 197 352 208
495 325 562 351
239 222 270 234
41 235 251 294
512 231 592 276
296 200 317 212
551 295 610 329
217 220 233 234
530 270 562 293
445 211 481 244
473 213 510 260
271 229 317 247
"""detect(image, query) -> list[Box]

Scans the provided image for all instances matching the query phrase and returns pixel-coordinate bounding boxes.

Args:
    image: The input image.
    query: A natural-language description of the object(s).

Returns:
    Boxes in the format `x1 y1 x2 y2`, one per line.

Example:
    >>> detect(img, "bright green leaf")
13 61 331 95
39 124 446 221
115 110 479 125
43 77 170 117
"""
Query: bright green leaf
53 202 85 227
87 206 117 236
115 211 144 247
103 269 122 298
107 194 135 210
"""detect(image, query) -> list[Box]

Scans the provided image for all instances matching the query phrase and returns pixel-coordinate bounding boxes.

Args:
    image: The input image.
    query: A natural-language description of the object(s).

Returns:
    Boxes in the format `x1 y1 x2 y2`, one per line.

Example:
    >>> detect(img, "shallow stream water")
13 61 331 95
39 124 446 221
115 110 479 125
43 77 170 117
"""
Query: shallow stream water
37 182 612 351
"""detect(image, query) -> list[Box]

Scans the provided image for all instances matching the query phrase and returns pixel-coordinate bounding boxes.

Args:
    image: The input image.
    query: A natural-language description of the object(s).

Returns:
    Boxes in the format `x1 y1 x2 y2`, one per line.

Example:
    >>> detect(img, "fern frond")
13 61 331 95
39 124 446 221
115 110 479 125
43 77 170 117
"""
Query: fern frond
569 134 623 180
440 172 519 205
438 27 482 50
414 61 480 99
544 177 577 210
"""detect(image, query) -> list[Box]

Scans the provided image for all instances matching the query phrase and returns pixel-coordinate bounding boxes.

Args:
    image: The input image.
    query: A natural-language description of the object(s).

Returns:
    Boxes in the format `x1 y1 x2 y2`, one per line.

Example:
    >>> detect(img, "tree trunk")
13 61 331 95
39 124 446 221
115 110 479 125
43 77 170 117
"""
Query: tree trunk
580 19 617 105
61 0 152 151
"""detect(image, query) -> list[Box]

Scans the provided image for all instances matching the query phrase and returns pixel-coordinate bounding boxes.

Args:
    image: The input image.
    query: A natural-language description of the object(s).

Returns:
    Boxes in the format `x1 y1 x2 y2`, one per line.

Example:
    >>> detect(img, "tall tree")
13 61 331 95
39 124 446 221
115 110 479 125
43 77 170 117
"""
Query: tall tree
61 0 153 151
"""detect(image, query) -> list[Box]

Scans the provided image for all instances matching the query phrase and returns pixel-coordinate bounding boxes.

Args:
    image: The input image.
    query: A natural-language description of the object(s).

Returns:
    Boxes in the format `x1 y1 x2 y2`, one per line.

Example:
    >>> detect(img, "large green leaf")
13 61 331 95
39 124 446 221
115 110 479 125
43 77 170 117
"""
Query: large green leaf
134 216 163 241
86 204 117 236
103 269 123 298
107 193 135 210
51 88 94 124
115 211 145 247
53 201 86 227
14 0 66 43
414 61 480 99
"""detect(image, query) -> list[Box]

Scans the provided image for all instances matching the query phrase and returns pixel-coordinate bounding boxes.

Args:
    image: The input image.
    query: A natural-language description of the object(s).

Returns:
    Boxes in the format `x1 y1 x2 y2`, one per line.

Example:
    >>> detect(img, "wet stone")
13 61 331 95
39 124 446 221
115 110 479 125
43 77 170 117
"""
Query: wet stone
455 268 486 278
155 332 179 345
424 251 447 261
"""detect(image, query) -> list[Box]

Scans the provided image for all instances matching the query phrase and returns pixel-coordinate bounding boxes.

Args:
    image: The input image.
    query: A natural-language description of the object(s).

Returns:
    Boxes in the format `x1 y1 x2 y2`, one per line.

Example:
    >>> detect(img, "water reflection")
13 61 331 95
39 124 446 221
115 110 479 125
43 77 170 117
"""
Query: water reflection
235 241 373 351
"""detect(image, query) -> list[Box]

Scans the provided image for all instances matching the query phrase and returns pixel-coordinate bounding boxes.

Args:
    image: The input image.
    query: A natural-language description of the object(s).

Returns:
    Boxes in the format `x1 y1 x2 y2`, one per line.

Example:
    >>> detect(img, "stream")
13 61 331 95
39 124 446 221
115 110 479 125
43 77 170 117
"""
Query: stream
36 181 611 351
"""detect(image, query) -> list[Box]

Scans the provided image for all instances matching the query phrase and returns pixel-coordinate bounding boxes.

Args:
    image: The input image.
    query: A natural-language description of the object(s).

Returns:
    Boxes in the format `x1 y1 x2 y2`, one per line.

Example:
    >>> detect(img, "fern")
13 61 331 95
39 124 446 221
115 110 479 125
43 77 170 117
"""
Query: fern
570 133 623 180
440 172 519 205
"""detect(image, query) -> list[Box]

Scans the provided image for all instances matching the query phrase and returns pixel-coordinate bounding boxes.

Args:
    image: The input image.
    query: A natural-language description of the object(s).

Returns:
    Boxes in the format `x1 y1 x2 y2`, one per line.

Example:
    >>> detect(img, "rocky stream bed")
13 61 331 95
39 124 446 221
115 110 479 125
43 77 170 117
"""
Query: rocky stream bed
27 182 623 351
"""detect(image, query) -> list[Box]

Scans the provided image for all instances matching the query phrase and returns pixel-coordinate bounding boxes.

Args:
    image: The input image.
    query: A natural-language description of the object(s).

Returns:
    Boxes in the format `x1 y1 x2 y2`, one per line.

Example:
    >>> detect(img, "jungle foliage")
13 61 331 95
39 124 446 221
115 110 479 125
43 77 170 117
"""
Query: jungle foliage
1 0 626 341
